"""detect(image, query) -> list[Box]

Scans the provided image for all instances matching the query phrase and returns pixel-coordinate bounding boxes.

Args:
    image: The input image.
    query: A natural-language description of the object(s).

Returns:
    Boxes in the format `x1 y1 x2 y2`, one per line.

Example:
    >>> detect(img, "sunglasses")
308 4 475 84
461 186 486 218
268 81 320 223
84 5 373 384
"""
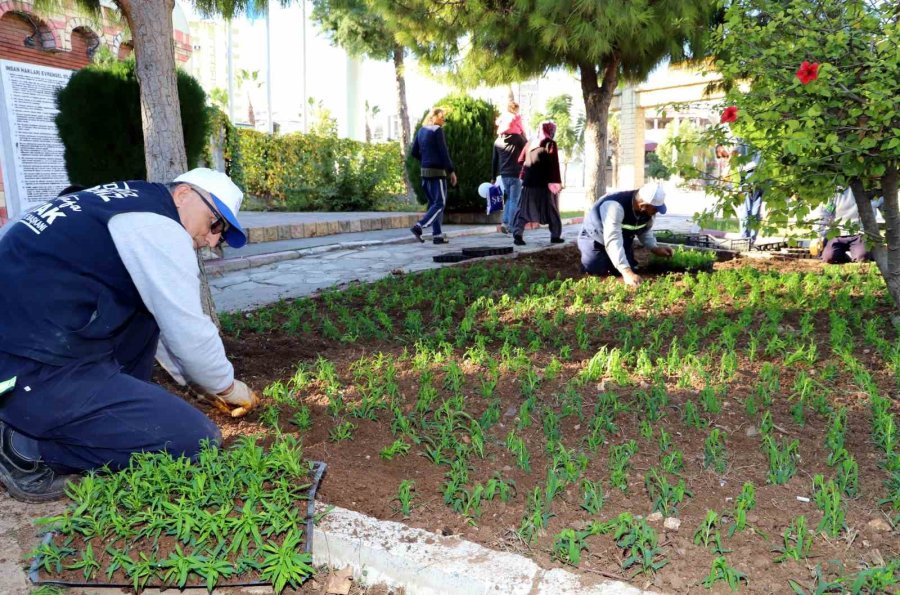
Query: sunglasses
194 188 230 236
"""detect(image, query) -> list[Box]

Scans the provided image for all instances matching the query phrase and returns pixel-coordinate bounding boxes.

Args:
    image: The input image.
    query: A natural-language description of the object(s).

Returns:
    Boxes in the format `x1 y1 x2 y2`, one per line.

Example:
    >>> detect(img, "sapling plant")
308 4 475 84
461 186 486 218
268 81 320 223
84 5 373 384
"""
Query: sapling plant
393 480 415 517
329 420 356 442
774 516 812 562
380 438 412 461
580 478 606 514
609 440 638 492
729 482 756 537
645 467 691 517
552 528 588 566
694 510 730 554
702 557 747 591
762 435 799 485
813 475 846 538
704 429 728 473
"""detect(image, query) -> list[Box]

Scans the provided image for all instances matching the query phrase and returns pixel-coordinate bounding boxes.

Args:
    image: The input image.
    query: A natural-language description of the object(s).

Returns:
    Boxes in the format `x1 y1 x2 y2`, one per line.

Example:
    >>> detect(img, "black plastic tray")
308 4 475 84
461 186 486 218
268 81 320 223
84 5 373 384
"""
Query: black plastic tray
29 460 327 590
461 246 514 257
433 252 477 263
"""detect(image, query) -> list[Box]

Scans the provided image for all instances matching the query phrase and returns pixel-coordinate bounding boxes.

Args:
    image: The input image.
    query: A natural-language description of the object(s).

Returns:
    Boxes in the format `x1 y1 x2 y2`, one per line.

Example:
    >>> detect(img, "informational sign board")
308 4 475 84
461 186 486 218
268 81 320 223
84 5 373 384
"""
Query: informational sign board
0 60 72 219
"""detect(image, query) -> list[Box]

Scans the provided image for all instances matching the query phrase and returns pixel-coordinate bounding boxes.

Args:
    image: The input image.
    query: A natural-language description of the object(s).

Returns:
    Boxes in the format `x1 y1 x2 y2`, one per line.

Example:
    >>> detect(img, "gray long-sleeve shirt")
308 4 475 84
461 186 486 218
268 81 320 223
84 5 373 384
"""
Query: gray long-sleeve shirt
582 198 658 273
108 212 233 393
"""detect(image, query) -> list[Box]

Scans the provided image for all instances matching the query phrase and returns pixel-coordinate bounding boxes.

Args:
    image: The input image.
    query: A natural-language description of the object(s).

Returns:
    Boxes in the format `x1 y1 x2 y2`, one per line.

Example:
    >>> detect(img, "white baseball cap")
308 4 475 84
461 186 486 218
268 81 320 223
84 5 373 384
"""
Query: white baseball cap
174 168 247 248
637 183 667 214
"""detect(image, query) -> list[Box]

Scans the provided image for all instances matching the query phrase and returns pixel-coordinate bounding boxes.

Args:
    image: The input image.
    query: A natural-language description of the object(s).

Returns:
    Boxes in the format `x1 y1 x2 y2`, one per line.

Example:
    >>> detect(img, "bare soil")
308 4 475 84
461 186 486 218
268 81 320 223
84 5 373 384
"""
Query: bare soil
146 247 900 594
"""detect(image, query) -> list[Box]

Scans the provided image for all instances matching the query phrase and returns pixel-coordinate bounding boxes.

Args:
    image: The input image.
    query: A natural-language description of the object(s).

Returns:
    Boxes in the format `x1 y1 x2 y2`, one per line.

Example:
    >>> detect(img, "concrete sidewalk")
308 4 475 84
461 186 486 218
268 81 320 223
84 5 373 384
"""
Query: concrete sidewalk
210 214 697 312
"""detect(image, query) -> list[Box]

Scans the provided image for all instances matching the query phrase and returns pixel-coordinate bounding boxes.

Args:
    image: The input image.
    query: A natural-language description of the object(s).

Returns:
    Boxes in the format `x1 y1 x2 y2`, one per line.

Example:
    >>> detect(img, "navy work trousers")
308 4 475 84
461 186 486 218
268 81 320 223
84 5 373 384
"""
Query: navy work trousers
0 313 220 473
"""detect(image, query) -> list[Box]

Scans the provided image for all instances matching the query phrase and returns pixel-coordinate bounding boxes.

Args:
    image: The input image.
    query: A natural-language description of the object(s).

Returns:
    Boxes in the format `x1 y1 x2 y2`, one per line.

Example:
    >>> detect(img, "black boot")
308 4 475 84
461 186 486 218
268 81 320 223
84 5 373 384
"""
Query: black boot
0 421 71 502
513 235 526 246
410 224 424 243
550 237 565 244
433 236 449 245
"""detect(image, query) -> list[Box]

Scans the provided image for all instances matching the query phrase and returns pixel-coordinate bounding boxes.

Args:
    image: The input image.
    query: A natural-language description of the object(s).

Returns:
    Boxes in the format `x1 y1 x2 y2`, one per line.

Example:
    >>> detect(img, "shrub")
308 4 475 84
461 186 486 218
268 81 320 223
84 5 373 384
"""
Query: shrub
406 95 497 212
645 151 671 180
55 59 209 185
236 130 404 211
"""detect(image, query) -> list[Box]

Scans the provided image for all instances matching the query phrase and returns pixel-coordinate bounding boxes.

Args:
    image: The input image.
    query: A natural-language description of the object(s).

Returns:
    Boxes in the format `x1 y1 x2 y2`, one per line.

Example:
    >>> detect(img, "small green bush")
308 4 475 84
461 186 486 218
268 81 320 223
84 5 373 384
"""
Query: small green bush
645 151 672 180
406 95 497 212
55 59 209 185
236 130 404 211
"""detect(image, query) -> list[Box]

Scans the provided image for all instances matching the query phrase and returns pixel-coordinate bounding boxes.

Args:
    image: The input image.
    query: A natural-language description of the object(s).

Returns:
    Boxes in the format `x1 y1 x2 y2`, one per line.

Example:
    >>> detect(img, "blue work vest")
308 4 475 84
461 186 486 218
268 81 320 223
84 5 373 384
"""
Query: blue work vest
582 190 653 242
0 182 180 365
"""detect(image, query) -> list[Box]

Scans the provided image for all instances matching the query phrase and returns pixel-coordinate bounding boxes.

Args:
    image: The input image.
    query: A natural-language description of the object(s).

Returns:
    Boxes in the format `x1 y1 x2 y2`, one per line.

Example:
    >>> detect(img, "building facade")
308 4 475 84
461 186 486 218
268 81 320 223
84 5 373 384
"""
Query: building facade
0 0 192 225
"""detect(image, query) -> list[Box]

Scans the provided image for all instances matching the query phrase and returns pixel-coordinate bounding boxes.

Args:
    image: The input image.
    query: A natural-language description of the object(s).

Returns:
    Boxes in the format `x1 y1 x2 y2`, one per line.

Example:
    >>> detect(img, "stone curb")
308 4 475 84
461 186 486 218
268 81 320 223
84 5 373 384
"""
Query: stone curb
207 217 584 275
243 213 421 245
312 504 653 595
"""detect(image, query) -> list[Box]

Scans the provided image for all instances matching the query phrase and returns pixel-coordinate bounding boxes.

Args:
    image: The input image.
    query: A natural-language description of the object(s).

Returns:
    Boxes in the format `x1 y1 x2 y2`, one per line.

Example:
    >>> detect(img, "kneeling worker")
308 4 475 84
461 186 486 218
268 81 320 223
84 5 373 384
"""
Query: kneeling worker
0 169 259 502
578 183 673 286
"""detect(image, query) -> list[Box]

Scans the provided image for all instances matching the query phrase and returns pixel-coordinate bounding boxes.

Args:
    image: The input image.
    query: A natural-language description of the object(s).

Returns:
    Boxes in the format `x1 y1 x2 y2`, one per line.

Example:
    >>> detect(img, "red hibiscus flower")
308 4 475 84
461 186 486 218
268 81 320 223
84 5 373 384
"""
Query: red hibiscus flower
796 61 819 84
720 106 739 124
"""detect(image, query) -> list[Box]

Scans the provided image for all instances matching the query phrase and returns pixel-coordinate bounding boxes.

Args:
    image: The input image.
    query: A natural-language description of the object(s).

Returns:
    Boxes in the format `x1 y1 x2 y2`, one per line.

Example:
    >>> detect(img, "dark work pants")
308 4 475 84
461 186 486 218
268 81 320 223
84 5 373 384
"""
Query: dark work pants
821 235 869 264
0 314 220 473
577 232 637 276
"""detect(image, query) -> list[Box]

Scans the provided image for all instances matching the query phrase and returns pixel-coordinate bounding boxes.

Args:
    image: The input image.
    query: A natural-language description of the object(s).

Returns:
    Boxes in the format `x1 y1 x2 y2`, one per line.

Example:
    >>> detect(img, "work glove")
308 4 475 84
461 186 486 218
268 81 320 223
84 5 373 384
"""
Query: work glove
207 380 260 418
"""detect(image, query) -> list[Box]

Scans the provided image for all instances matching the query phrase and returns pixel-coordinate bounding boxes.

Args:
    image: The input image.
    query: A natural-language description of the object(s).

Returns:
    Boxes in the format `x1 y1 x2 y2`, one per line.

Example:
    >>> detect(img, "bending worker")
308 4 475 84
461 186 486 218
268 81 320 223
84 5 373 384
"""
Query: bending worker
0 169 259 503
578 183 673 286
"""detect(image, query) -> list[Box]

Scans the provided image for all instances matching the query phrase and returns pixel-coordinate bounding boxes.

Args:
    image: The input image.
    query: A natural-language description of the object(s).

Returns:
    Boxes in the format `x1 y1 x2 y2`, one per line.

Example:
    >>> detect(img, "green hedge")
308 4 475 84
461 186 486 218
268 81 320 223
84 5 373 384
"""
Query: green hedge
406 94 497 212
55 59 209 185
235 129 404 211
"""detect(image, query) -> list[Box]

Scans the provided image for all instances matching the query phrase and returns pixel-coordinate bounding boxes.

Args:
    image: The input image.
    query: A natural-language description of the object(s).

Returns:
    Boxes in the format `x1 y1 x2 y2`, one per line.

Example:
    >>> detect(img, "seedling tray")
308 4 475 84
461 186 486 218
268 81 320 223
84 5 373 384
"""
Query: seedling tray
461 246 514 257
433 252 477 263
29 459 327 590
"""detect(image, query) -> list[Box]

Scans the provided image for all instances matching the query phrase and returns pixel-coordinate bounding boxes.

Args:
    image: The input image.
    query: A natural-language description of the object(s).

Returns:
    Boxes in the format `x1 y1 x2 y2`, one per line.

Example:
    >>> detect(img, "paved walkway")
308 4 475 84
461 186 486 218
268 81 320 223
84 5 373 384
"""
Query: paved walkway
211 215 696 312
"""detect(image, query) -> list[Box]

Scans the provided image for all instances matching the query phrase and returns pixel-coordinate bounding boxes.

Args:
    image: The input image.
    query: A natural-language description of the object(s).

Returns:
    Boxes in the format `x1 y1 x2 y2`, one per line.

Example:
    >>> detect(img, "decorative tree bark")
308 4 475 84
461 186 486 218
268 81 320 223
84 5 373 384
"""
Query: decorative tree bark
393 44 414 199
579 58 619 209
118 0 220 327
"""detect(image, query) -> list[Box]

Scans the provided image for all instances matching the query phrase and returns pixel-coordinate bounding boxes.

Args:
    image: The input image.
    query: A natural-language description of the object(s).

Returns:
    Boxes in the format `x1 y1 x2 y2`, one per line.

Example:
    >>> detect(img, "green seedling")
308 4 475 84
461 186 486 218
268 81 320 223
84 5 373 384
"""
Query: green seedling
484 475 516 503
700 384 722 415
518 487 553 544
552 528 587 566
702 556 747 591
661 449 684 474
290 405 312 431
609 440 638 492
259 530 315 594
825 408 847 462
694 510 730 554
640 419 654 439
645 467 691 517
393 480 415 517
813 475 845 538
329 420 356 442
380 438 411 461
65 542 101 581
612 513 668 576
759 410 774 437
682 400 706 429
774 515 812 562
762 435 799 484
704 429 727 473
580 478 606 514
833 450 860 498
259 405 281 430
729 482 756 536
657 428 672 453
506 430 531 472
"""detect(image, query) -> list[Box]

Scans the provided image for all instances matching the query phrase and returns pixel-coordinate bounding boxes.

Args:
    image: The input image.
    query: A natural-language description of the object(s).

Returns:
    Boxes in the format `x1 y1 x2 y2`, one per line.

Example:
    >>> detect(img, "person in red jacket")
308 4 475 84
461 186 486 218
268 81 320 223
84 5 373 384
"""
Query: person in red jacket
512 121 564 246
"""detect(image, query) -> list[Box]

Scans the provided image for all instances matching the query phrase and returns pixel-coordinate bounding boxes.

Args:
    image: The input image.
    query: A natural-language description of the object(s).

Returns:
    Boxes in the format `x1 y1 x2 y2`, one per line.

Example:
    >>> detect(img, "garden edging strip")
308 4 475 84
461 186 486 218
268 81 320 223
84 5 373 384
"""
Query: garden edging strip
311 503 654 595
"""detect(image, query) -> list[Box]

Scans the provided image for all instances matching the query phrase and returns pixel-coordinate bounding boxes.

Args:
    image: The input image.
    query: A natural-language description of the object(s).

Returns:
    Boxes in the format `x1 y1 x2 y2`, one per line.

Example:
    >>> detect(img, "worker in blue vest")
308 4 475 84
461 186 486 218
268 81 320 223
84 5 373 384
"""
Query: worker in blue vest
0 169 259 502
578 183 673 286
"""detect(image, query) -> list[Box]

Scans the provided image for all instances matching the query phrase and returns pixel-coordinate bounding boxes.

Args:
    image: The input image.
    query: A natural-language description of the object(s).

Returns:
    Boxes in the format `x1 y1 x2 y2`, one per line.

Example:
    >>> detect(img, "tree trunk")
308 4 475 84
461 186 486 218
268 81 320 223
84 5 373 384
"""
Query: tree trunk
579 59 619 209
850 171 900 308
119 0 220 327
393 45 414 200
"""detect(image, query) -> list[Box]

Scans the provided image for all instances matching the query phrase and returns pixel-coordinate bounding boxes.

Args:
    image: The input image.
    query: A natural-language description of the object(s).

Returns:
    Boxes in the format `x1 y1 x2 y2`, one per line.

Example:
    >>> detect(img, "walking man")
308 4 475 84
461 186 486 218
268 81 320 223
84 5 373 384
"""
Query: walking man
410 107 457 245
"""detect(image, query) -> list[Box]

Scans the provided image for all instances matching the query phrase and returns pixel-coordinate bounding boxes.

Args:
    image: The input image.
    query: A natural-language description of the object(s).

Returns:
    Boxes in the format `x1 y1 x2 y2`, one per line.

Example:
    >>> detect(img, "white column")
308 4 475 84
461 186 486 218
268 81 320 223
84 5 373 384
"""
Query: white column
345 55 364 141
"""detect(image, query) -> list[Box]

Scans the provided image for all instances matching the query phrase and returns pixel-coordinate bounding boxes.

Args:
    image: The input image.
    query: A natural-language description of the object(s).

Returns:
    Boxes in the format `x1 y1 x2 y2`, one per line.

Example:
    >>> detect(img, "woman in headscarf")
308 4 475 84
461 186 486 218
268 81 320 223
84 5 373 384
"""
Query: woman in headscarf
511 121 564 246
